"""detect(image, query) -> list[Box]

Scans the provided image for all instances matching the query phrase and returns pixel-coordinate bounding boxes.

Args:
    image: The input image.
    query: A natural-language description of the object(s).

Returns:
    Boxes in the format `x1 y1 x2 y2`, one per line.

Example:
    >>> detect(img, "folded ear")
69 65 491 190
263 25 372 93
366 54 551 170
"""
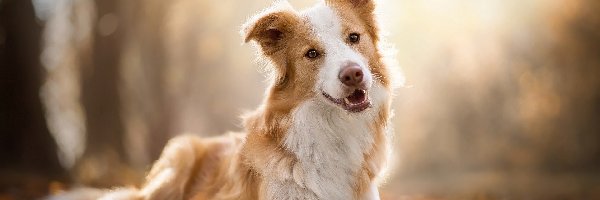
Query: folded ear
241 1 300 55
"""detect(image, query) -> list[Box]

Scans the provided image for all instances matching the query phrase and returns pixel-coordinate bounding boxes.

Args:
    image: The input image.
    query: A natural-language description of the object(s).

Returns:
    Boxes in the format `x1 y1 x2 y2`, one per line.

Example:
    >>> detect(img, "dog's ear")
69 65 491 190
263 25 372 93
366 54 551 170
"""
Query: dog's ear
241 2 299 55
325 0 379 41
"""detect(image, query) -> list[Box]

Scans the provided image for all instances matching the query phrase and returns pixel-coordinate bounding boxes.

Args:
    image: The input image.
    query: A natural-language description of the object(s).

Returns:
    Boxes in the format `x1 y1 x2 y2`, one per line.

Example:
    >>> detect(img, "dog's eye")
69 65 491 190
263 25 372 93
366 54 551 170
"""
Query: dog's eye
305 49 320 59
348 33 360 44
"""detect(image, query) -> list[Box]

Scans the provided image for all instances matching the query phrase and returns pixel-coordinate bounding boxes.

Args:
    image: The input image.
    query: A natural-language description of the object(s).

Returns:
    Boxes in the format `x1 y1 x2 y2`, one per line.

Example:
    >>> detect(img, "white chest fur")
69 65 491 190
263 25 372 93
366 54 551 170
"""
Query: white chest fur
279 99 380 200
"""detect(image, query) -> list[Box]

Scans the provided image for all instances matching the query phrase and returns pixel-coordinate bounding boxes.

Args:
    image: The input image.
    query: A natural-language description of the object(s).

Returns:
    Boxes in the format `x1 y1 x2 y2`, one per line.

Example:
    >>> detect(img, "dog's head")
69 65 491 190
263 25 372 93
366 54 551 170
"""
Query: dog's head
242 0 393 114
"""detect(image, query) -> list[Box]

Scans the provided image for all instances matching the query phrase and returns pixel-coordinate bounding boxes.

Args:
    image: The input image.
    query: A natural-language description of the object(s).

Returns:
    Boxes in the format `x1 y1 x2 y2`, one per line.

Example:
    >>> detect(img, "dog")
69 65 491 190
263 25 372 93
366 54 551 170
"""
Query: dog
94 0 399 199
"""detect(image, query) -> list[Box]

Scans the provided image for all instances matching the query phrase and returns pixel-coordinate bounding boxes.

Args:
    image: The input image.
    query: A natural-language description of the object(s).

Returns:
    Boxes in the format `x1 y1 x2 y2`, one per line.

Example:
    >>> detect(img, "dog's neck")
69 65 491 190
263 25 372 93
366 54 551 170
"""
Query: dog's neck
242 84 390 199
284 101 374 199
282 99 379 199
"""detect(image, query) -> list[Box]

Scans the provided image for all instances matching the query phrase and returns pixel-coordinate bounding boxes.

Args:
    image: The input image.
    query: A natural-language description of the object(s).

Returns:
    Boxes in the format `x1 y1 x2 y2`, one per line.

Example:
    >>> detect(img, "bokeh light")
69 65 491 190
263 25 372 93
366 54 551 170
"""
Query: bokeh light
1 0 599 199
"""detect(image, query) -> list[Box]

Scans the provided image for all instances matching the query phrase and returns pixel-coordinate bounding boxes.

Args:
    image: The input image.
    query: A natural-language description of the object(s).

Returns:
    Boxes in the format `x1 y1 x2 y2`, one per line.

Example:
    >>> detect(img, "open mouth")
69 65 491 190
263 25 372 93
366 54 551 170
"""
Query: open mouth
322 89 371 113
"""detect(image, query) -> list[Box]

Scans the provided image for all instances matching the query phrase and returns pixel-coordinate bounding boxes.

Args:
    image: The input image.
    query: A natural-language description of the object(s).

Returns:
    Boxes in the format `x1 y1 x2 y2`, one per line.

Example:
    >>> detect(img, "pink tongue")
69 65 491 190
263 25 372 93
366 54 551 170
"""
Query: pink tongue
347 90 366 104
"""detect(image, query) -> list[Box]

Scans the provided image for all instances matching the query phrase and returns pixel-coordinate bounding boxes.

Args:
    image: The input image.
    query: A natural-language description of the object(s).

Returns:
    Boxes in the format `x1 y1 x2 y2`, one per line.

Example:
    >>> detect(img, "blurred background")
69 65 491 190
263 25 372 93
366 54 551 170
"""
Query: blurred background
1 0 599 199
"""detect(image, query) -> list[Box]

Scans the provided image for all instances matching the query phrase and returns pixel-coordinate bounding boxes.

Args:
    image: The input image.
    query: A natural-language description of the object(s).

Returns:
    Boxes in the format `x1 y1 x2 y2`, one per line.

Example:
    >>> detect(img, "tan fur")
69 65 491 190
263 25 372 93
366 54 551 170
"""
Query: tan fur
99 1 394 199
326 0 391 86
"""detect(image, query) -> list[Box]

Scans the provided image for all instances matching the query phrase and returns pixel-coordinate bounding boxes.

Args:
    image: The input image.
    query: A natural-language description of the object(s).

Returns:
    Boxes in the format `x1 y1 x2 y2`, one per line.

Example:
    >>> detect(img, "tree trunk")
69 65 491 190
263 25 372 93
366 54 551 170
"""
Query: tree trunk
0 0 66 198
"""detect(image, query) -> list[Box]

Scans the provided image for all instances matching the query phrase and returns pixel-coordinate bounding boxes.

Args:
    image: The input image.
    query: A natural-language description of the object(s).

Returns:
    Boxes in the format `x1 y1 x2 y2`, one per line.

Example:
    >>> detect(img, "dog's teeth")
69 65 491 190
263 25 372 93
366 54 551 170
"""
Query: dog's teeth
344 98 350 105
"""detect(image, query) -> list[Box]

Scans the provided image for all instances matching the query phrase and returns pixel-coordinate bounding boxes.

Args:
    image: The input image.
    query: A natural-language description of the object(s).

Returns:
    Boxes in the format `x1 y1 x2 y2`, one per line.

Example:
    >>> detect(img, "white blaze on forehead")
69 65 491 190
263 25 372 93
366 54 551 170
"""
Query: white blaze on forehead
302 3 340 38
301 4 374 99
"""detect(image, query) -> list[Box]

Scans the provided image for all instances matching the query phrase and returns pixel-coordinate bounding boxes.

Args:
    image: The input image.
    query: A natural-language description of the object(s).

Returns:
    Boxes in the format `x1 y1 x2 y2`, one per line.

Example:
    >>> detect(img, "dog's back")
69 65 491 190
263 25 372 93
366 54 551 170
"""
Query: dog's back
132 133 256 200
52 133 255 200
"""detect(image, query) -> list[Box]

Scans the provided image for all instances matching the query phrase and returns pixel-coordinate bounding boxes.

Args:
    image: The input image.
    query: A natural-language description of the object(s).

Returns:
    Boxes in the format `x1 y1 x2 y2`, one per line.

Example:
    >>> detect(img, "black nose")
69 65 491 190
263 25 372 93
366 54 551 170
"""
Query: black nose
338 63 364 87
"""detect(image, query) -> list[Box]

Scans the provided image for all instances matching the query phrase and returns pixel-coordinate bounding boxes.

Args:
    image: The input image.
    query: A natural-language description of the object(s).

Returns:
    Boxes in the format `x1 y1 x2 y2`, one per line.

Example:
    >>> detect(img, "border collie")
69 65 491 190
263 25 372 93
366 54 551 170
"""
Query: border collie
95 0 400 199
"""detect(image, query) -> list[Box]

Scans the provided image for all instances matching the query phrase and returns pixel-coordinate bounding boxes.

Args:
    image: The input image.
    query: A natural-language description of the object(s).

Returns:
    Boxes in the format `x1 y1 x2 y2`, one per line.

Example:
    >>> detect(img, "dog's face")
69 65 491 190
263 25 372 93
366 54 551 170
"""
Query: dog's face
243 0 391 114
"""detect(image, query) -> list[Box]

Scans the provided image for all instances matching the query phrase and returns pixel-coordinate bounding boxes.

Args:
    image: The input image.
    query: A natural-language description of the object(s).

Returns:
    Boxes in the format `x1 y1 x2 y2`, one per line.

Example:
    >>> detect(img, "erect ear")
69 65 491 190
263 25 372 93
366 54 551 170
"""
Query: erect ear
241 2 300 55
325 0 379 41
